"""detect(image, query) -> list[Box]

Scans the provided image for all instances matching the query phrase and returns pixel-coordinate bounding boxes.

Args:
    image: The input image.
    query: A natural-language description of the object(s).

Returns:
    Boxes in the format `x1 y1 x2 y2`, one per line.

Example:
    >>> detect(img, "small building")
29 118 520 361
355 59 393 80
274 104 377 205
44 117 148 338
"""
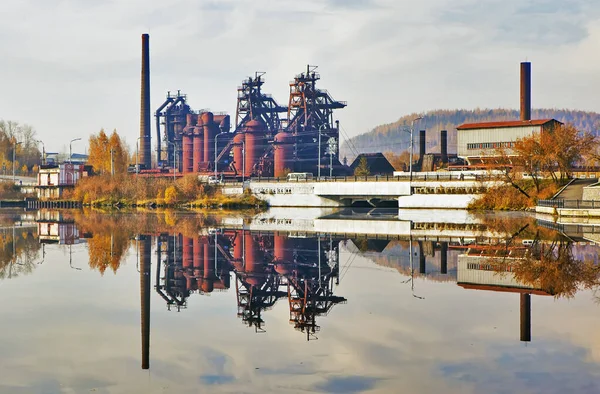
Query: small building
36 163 88 199
456 119 562 165
350 153 395 175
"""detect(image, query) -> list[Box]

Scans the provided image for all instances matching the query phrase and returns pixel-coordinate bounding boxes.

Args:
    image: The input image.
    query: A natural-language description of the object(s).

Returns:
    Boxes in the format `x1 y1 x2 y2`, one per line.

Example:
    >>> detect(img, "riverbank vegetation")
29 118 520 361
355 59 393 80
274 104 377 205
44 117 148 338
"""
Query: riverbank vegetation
66 174 266 209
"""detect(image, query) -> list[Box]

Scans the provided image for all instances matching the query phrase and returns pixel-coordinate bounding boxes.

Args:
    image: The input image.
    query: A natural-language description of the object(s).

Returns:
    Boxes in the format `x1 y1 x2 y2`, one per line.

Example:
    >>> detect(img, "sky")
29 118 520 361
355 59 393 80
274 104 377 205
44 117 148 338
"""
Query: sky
1 0 599 153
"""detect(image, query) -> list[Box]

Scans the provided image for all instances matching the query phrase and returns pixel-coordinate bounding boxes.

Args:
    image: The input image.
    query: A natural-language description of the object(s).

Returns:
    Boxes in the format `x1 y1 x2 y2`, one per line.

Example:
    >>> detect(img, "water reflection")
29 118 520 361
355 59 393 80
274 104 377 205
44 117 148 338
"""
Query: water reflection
1 208 599 380
152 231 347 340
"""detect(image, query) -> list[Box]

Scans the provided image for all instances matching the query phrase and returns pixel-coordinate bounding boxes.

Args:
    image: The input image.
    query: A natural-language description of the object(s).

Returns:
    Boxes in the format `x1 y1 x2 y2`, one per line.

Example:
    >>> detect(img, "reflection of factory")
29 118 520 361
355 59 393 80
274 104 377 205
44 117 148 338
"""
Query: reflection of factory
151 66 347 178
457 247 553 342
150 230 346 340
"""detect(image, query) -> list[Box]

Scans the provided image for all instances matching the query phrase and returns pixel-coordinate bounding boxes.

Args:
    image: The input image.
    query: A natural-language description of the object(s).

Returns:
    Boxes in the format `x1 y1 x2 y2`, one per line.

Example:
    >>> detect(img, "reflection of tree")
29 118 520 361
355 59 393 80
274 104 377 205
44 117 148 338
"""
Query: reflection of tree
493 240 600 299
0 228 41 280
87 233 129 274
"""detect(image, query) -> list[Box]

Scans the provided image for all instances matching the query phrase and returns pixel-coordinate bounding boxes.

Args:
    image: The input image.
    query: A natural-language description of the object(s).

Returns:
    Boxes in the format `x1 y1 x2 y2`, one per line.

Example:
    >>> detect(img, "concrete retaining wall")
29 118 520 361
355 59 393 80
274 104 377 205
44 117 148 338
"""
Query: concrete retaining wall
398 194 479 209
535 205 600 217
582 184 600 200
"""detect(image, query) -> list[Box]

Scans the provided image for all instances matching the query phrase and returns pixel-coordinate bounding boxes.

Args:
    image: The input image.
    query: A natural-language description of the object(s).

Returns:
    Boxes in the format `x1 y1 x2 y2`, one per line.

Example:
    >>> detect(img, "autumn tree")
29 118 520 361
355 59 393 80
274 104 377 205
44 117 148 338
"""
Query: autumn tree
513 123 598 185
88 129 129 175
354 156 370 176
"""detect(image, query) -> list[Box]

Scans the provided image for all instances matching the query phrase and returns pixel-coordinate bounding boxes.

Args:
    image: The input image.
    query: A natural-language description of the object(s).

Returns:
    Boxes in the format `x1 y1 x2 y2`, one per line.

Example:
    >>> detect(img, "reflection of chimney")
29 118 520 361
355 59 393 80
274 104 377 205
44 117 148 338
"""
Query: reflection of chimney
418 241 426 274
139 235 152 369
440 130 448 165
440 242 448 274
520 62 531 121
140 33 151 168
520 293 531 342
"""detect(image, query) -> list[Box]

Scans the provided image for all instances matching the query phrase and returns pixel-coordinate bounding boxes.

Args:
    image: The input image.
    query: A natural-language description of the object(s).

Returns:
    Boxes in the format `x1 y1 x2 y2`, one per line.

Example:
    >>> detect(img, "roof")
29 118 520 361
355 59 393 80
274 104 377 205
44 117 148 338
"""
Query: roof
457 283 553 296
457 119 562 130
350 153 396 174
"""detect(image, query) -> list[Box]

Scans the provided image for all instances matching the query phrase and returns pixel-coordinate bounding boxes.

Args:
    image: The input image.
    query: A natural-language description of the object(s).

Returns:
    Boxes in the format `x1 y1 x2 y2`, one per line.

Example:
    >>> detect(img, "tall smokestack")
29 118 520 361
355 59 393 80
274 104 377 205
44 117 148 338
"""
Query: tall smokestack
520 293 531 342
140 34 152 168
440 130 448 165
418 241 426 274
139 235 152 369
520 62 531 121
440 242 448 274
419 130 426 165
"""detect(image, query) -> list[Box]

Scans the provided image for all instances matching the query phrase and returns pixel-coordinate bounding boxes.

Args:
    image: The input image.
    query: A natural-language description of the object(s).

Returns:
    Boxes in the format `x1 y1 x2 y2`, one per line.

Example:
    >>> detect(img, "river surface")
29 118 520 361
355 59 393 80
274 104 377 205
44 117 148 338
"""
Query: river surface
1 208 599 394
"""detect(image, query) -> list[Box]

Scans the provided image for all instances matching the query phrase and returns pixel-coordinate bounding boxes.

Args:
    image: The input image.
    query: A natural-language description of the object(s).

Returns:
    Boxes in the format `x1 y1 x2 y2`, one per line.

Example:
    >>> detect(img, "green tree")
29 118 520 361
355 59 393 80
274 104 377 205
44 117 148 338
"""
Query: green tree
354 156 370 176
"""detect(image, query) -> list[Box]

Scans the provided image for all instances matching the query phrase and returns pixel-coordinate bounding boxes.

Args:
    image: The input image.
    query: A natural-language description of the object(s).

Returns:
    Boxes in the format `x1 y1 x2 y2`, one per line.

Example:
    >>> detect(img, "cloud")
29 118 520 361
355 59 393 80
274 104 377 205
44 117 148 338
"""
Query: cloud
0 0 598 152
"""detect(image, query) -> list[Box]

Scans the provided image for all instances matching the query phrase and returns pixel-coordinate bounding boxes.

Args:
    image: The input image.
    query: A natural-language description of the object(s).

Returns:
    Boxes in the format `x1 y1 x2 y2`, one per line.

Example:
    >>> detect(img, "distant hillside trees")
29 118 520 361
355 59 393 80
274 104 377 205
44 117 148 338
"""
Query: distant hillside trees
341 109 600 160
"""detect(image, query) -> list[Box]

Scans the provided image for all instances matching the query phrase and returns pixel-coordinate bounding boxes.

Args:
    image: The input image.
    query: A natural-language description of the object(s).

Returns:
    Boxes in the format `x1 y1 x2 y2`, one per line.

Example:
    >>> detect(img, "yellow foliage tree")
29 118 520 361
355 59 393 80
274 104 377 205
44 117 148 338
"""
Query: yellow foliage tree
88 129 110 174
164 186 178 204
108 130 129 175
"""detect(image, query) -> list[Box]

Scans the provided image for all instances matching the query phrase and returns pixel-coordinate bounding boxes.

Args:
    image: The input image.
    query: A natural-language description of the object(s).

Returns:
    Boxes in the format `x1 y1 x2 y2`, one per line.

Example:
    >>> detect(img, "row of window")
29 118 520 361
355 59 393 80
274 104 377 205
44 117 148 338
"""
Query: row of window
466 142 514 150
467 262 514 272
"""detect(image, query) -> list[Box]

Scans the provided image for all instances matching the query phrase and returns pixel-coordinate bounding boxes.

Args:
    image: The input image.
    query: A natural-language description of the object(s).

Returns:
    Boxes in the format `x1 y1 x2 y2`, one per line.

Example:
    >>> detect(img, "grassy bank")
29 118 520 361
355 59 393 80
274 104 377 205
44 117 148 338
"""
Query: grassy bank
64 174 266 210
468 180 560 210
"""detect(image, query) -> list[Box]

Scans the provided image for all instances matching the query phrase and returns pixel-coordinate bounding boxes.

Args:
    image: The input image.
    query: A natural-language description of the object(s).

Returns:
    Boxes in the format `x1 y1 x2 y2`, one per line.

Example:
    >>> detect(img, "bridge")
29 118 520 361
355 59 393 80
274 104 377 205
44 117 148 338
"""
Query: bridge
222 174 502 208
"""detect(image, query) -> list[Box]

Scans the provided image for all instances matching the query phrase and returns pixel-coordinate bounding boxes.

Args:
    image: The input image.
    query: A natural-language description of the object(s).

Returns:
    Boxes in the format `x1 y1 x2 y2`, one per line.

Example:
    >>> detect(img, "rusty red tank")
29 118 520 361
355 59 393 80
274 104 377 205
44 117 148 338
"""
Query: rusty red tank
232 133 245 176
243 119 264 178
193 116 204 170
202 112 215 166
182 133 193 174
273 132 294 178
243 232 266 286
203 239 214 292
182 236 193 269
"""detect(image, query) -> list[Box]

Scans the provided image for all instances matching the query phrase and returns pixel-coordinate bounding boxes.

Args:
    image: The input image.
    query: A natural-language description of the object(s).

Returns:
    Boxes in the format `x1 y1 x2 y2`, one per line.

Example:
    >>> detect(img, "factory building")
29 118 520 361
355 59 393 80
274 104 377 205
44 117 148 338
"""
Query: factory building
456 119 562 165
456 61 563 166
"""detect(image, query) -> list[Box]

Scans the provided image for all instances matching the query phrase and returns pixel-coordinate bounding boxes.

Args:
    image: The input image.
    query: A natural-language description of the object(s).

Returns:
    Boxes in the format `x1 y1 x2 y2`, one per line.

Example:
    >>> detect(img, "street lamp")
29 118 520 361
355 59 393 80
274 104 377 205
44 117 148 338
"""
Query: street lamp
409 117 423 181
214 132 227 179
317 124 328 179
35 139 46 165
12 141 22 182
69 138 82 163
167 141 176 181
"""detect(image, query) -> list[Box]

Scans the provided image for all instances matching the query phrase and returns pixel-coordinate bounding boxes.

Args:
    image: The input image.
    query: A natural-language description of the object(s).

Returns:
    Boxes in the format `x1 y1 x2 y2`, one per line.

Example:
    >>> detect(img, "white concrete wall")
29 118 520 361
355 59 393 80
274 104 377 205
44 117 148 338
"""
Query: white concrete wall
314 218 412 235
398 194 479 209
314 181 411 197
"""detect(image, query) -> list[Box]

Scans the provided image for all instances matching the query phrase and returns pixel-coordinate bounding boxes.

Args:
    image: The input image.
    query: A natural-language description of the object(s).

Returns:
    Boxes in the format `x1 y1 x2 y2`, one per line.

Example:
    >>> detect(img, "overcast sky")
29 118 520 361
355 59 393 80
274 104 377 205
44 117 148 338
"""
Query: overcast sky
1 0 599 153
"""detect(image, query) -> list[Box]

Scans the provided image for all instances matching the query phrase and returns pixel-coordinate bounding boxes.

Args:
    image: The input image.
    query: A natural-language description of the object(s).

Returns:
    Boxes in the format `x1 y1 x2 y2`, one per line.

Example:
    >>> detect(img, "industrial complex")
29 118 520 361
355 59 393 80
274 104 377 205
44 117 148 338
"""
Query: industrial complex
138 34 349 179
136 33 561 181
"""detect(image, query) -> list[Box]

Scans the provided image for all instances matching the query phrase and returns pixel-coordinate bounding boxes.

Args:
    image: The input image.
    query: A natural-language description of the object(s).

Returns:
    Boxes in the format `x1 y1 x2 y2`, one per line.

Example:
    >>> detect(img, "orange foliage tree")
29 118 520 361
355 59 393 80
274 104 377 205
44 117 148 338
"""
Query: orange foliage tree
88 129 129 175
513 123 597 185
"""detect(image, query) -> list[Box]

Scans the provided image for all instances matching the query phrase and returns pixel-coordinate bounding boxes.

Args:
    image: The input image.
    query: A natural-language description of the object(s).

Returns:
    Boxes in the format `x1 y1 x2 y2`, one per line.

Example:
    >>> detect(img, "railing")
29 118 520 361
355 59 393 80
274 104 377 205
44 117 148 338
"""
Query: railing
538 199 600 209
243 173 501 183
537 220 600 234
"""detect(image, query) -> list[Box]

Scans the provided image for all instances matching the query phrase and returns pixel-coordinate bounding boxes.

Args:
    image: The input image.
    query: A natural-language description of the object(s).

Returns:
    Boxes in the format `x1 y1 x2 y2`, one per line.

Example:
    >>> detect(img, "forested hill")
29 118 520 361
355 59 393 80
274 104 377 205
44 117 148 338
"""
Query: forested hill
340 109 600 160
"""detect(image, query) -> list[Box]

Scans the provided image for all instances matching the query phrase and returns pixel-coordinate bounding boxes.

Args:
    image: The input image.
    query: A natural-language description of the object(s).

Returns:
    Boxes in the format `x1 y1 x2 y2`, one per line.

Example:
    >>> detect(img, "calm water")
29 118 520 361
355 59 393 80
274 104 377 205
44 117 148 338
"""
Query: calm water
1 208 600 394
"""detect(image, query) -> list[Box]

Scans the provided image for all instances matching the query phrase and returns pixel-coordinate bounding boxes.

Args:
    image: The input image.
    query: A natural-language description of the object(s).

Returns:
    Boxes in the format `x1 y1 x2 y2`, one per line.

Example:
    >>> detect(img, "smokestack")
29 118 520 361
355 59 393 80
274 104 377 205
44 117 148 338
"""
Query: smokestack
419 130 426 163
418 241 426 274
139 235 152 369
520 293 531 342
440 130 448 165
440 242 448 274
520 62 531 121
140 33 152 168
